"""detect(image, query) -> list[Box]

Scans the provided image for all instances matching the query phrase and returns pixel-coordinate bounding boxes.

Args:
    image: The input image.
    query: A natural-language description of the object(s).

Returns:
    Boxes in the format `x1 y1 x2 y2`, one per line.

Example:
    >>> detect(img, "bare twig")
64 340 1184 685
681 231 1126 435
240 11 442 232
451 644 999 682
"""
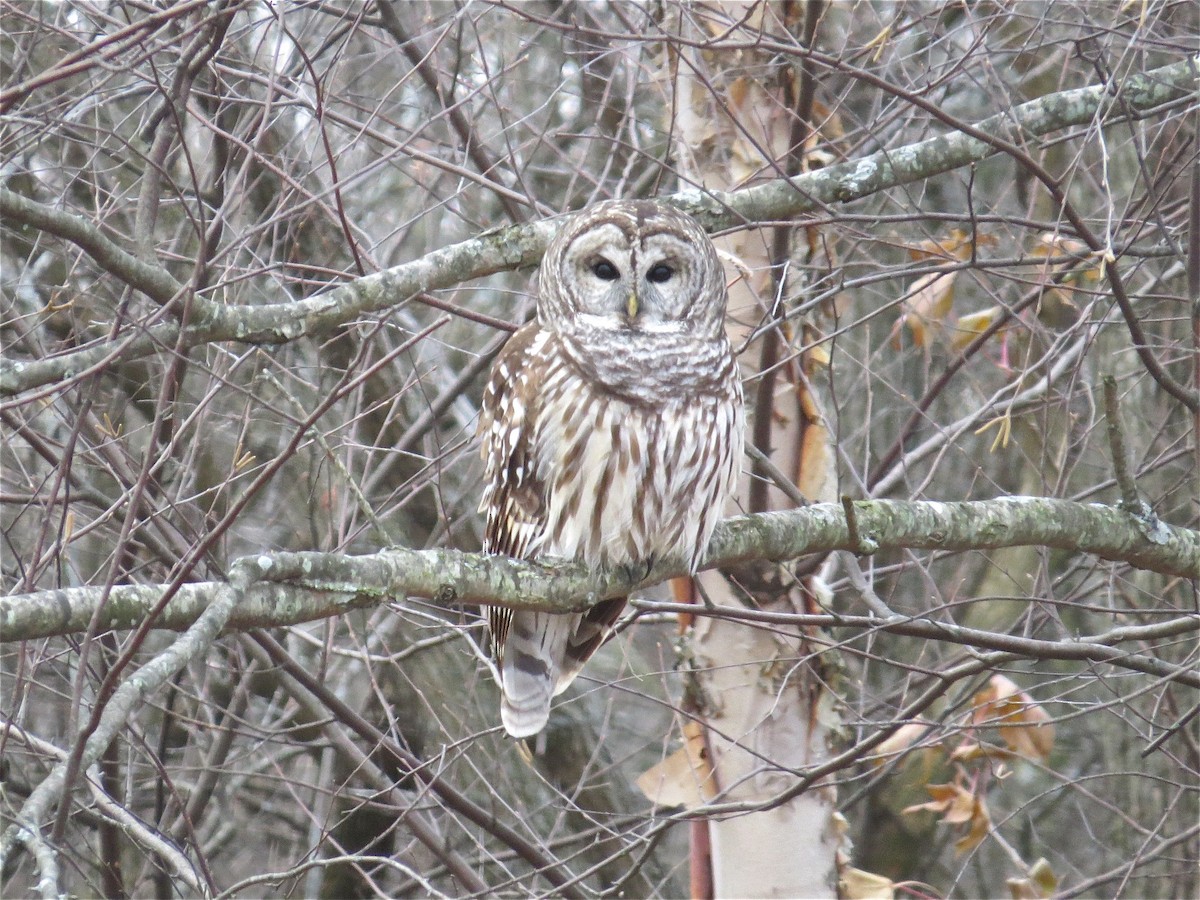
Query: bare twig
1103 375 1142 511
0 567 246 893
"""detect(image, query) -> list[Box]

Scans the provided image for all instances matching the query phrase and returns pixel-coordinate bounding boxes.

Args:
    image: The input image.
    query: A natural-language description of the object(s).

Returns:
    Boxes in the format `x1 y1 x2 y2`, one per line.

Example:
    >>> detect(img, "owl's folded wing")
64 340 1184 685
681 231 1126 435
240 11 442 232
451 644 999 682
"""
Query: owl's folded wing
477 322 547 659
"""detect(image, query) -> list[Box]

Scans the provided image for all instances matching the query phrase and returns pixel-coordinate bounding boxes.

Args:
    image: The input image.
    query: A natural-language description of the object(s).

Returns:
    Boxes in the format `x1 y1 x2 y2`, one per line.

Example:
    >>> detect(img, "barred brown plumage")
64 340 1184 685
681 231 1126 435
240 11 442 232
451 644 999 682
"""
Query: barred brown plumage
478 200 744 738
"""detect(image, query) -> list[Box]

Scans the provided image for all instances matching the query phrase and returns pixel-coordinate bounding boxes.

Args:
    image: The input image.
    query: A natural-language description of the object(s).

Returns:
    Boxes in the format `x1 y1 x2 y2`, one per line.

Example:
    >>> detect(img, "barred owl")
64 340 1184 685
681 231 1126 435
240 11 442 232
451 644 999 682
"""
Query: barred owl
478 199 744 738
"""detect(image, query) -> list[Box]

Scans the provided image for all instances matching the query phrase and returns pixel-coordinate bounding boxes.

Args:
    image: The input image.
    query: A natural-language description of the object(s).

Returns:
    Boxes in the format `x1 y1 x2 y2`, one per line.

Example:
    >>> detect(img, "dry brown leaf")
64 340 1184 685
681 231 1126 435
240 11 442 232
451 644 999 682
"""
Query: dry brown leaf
1033 233 1102 288
808 98 846 143
840 866 896 899
948 740 1002 763
1031 234 1102 325
729 135 765 186
950 305 1008 350
1008 859 1057 900
635 720 716 809
940 787 977 825
1032 232 1090 262
1036 288 1083 330
975 413 1013 452
805 342 831 370
801 97 845 173
903 782 970 821
727 75 750 111
971 674 1055 762
903 781 992 855
890 271 956 347
862 25 892 62
1030 857 1058 895
954 794 991 853
907 228 996 262
797 415 834 504
792 358 836 503
872 721 935 765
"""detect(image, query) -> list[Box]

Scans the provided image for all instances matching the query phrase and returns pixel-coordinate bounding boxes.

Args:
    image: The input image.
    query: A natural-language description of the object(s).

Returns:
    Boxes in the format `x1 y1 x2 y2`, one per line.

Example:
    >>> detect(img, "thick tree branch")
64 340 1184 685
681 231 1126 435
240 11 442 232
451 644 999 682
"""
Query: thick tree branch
3 56 1195 397
3 498 1195 643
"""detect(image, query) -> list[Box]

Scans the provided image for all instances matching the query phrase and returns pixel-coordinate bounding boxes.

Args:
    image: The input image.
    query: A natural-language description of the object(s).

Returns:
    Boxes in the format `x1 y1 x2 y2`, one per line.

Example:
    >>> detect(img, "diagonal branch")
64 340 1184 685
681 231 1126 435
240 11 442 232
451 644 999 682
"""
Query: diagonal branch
3 56 1196 397
0 187 187 307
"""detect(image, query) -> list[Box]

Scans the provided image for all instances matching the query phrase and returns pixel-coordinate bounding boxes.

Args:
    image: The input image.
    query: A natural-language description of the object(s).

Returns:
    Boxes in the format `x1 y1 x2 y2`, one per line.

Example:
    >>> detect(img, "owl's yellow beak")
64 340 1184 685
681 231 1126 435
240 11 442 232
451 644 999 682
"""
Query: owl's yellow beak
626 290 639 320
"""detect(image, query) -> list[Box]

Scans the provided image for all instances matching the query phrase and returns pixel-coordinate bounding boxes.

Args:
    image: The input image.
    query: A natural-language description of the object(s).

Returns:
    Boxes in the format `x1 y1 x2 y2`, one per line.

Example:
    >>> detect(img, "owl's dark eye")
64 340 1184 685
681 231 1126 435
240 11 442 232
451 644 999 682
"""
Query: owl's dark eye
591 259 619 281
646 263 674 284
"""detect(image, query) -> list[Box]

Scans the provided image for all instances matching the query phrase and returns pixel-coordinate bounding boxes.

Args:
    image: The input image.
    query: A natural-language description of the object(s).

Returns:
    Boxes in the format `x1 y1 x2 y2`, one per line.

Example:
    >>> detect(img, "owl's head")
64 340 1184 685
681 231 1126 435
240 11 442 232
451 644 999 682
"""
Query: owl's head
538 200 728 342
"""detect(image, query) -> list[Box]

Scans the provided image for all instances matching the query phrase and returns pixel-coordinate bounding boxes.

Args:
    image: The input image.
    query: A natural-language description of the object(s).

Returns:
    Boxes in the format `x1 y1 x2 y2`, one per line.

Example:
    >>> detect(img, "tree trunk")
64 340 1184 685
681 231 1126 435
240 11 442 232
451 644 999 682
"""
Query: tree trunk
660 2 842 894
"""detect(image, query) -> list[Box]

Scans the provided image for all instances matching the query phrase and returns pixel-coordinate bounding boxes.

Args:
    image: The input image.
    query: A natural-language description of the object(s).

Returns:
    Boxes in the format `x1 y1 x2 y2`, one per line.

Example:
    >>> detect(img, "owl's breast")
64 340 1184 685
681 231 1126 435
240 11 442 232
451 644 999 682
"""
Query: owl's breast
536 370 742 572
557 327 737 407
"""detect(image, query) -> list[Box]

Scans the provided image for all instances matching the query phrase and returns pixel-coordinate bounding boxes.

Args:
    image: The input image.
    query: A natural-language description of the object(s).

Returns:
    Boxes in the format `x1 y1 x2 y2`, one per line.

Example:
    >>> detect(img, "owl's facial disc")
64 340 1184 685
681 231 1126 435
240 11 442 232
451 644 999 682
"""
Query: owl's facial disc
563 226 698 334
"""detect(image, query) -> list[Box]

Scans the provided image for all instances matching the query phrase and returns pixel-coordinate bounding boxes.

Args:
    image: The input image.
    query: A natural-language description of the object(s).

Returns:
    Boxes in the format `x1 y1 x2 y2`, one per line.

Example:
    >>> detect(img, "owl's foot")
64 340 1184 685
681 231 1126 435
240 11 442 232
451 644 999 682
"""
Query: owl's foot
618 555 656 587
617 562 640 587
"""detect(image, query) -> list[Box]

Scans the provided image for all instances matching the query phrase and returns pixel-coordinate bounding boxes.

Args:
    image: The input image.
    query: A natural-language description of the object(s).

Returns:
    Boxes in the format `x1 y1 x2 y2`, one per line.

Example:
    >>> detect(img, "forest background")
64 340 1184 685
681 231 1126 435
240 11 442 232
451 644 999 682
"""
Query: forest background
2 2 1197 898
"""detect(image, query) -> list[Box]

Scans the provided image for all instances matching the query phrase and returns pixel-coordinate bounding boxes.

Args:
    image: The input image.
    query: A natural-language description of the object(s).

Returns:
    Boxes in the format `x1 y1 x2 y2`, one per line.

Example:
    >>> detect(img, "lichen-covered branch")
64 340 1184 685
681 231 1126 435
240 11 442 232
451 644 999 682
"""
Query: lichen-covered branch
2 56 1195 397
3 498 1195 643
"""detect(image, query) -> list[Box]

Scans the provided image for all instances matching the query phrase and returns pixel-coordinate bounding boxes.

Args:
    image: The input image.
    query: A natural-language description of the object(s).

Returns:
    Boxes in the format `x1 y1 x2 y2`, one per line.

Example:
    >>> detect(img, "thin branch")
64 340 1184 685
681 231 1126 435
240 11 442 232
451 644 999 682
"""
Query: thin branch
0 722 209 897
374 0 527 223
625 600 1200 688
0 563 250 891
241 634 493 896
249 630 584 897
0 0 215 113
1103 375 1143 511
0 187 188 308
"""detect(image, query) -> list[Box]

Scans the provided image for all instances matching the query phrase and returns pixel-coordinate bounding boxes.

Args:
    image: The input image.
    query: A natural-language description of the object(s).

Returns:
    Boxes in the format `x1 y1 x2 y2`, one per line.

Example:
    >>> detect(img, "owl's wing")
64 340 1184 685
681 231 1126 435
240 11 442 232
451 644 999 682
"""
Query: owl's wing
478 323 631 736
478 323 547 658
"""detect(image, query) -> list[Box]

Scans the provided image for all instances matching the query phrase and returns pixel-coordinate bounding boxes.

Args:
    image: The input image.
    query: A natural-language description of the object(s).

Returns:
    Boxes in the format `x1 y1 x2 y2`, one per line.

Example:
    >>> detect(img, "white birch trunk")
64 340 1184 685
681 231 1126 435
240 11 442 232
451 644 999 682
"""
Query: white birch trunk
692 571 840 898
659 2 843 894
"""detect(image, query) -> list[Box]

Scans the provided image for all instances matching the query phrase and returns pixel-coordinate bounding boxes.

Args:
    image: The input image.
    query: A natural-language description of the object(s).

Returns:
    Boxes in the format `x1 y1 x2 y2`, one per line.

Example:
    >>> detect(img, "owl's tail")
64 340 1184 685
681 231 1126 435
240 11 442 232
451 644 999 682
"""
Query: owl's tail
499 612 574 738
498 597 629 738
496 595 628 734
